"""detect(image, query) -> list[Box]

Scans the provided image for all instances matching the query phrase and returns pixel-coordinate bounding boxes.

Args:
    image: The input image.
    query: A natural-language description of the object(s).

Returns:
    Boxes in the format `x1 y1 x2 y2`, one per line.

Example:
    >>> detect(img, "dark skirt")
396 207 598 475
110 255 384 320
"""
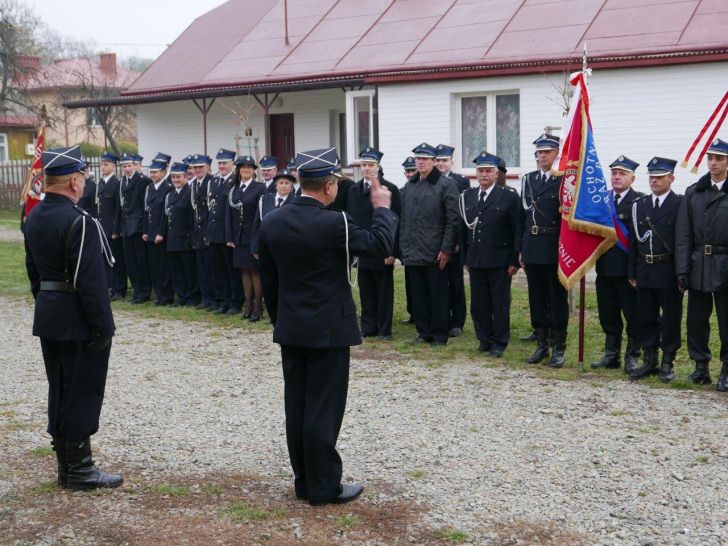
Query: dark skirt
233 244 258 269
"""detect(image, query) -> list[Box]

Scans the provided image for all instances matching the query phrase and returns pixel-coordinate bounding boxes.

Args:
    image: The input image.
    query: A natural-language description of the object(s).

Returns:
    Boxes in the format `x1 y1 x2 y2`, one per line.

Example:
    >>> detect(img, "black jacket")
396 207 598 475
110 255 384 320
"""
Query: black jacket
191 174 211 249
96 174 121 237
205 173 233 244
163 185 195 252
345 177 402 269
628 191 682 290
520 170 563 265
259 196 397 348
676 174 728 292
78 178 97 217
225 180 266 246
461 185 522 269
399 167 460 266
596 187 644 277
251 192 294 255
119 172 149 236
144 180 172 240
24 194 115 341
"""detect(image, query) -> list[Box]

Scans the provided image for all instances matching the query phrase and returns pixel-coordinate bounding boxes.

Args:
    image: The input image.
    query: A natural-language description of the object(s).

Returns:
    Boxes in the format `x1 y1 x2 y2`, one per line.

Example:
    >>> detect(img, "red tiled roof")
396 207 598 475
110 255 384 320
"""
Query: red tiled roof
25 58 139 91
0 115 36 128
123 0 727 97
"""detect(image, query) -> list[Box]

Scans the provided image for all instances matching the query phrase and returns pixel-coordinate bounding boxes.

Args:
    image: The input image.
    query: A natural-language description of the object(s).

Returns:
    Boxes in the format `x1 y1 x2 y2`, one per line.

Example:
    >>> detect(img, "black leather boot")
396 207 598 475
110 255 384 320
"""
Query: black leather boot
592 334 621 369
52 437 67 488
716 362 728 392
65 438 123 491
623 336 641 375
526 328 550 364
658 352 676 383
548 330 567 368
630 347 659 380
688 361 712 385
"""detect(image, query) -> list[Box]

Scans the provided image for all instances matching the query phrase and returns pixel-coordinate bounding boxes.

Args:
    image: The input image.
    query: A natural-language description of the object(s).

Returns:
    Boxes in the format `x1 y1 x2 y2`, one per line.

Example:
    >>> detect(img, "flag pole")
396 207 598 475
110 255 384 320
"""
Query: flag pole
578 44 588 370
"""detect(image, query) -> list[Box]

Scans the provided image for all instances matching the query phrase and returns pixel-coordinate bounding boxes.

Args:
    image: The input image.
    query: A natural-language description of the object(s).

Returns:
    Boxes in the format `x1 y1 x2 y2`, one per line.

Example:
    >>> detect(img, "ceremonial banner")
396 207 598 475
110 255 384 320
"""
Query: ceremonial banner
22 125 45 217
556 71 616 288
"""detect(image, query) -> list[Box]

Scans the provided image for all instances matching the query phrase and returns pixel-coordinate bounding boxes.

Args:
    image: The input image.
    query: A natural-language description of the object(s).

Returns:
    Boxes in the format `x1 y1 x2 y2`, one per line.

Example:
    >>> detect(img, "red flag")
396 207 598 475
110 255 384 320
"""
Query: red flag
555 71 616 288
23 125 44 218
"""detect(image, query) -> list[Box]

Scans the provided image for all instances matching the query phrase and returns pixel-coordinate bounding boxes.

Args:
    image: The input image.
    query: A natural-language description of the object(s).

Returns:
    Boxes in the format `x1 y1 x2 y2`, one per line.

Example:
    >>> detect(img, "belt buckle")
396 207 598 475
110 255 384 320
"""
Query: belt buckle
531 226 539 235
705 245 712 255
645 255 654 264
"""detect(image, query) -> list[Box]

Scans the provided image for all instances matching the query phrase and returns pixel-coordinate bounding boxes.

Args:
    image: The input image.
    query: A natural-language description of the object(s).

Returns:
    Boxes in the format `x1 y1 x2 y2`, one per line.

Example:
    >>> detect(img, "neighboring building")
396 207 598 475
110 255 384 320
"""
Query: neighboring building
23 53 140 149
0 114 36 161
65 0 728 192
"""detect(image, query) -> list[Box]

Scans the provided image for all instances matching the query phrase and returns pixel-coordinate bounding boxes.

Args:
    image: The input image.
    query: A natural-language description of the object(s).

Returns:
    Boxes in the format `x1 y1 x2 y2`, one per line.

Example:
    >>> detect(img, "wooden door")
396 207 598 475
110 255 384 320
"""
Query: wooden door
269 113 295 169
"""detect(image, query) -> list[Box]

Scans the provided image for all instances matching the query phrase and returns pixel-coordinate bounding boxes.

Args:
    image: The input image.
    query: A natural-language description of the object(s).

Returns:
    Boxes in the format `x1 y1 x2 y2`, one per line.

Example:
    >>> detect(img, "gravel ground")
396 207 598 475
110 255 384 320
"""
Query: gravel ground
1 295 727 545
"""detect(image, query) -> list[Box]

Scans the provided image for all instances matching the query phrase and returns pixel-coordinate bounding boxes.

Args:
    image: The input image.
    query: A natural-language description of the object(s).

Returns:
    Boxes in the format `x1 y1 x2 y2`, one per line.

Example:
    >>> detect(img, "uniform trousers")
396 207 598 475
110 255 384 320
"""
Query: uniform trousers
209 243 234 310
686 290 728 363
281 345 349 503
524 263 569 331
123 234 151 300
196 247 214 306
168 250 199 305
404 266 413 318
408 264 450 343
470 267 512 349
637 287 683 353
446 256 466 329
358 268 394 336
109 237 127 297
147 242 174 304
595 275 638 337
40 339 111 442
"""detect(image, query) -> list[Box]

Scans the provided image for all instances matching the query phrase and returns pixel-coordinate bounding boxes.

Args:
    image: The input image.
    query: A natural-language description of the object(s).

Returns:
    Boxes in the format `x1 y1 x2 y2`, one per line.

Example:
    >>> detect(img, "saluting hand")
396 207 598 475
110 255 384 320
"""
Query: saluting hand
369 177 391 209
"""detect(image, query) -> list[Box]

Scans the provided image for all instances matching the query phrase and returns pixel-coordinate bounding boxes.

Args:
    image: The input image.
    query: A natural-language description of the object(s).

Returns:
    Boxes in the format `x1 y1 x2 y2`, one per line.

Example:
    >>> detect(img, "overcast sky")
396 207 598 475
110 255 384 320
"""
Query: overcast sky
26 0 227 61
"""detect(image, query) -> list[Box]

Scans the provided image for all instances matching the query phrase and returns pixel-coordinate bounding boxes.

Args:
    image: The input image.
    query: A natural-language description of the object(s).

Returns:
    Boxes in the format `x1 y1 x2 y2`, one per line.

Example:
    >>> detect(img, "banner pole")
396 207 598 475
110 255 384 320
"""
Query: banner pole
579 276 586 369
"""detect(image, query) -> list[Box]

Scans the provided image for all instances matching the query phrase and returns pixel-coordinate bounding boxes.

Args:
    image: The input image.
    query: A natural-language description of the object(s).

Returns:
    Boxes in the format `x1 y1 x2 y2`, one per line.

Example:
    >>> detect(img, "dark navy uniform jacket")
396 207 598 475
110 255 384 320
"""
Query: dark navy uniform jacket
96 174 121 238
461 185 522 269
595 187 644 277
24 193 115 341
163 185 195 252
345 177 402 269
143 180 172 240
191 174 211 249
78 178 97 217
205 173 233 244
225 180 266 246
520 171 563 264
251 192 294 255
259 196 398 348
628 191 682 290
119 171 149 236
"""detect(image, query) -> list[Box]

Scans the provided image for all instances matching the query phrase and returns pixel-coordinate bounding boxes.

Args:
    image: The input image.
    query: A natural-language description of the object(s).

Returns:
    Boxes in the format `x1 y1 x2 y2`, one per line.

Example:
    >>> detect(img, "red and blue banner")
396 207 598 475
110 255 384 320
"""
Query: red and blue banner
556 71 617 288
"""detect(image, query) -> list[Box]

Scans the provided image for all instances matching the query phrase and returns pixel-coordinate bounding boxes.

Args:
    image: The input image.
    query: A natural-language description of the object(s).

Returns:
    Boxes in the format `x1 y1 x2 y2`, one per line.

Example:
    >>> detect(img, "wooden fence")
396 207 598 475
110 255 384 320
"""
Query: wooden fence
0 157 105 208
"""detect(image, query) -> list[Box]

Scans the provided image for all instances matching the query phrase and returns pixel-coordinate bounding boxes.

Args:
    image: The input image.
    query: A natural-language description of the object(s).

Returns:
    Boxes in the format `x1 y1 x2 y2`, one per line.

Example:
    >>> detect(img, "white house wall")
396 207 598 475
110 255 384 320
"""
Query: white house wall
377 61 728 193
136 88 346 168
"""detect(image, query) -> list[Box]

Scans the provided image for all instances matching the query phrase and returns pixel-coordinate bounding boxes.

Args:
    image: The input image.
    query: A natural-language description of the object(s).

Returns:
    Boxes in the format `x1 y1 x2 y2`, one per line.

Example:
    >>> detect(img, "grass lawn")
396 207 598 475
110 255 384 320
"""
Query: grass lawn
1 209 723 391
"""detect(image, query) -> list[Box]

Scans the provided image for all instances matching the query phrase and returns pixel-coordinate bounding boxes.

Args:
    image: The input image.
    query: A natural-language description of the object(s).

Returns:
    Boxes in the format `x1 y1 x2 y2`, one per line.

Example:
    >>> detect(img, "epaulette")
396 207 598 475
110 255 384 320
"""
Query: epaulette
506 186 517 192
72 204 90 216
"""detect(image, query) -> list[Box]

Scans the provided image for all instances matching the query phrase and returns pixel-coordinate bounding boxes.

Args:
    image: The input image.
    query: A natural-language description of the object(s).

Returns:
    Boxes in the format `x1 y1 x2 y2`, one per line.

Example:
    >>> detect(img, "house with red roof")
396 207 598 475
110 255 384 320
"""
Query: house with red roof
65 0 727 191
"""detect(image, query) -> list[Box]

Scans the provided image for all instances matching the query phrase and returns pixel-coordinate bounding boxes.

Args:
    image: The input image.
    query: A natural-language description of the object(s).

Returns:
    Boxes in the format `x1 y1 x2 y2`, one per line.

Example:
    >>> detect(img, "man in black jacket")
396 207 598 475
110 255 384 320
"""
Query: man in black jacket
435 144 470 337
346 146 402 339
628 157 683 381
592 156 644 373
676 138 728 390
259 147 397 506
143 158 174 305
521 134 568 368
119 153 151 303
24 145 122 491
460 152 522 356
97 152 126 300
399 142 460 346
189 154 214 310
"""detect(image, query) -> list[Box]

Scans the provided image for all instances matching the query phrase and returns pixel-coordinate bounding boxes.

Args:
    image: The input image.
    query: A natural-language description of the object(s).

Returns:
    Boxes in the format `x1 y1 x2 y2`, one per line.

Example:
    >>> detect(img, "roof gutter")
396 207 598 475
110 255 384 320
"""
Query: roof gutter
63 47 728 109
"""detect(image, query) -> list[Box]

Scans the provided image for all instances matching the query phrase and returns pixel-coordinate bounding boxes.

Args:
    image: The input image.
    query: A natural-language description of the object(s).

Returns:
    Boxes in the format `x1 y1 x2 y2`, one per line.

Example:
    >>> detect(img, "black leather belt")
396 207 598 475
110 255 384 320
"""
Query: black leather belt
640 252 673 264
704 245 728 255
530 225 558 235
39 281 76 292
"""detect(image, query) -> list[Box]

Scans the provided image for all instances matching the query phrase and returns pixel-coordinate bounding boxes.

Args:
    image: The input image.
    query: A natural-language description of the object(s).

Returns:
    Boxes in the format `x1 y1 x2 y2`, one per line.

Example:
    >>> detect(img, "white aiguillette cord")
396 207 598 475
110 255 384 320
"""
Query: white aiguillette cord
342 211 358 288
74 215 115 289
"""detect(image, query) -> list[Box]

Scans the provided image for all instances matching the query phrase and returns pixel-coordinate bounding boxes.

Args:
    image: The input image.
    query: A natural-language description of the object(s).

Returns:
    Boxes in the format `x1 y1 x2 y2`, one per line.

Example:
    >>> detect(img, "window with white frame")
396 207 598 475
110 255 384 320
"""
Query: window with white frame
0 133 8 162
87 107 102 127
345 89 374 164
458 92 520 171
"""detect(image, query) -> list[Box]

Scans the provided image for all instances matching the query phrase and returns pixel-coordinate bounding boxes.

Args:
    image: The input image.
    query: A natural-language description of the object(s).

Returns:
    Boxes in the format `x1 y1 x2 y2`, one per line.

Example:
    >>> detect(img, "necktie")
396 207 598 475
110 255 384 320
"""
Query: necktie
276 197 282 207
540 172 547 188
654 197 660 210
614 193 621 206
364 182 370 192
478 191 486 207
241 184 247 192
